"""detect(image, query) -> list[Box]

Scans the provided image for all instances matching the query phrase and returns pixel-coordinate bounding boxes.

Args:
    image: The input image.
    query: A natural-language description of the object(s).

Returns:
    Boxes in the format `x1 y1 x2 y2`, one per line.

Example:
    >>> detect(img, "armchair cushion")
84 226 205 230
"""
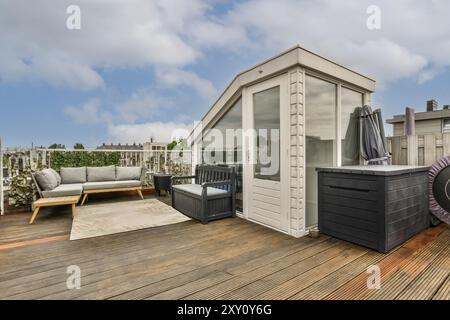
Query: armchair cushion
172 184 229 197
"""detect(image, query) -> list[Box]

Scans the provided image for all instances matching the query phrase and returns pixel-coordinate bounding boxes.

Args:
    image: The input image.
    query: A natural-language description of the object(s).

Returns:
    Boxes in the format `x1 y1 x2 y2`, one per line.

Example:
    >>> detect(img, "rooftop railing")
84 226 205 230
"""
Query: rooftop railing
0 146 192 212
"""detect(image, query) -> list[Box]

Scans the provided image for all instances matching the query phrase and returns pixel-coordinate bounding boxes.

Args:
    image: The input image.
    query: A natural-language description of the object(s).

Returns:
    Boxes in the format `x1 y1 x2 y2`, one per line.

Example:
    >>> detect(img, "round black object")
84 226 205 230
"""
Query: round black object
430 214 441 227
432 166 450 213
429 156 450 225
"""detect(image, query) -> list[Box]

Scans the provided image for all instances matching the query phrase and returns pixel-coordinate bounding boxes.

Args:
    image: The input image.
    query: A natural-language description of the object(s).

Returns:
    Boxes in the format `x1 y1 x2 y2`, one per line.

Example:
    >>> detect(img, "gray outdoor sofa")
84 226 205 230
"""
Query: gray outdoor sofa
32 166 145 205
171 165 236 224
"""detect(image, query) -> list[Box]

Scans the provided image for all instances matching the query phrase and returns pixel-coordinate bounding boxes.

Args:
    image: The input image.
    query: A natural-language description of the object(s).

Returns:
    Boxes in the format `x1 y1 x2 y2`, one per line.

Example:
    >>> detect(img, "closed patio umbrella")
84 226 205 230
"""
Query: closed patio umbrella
359 105 390 165
343 107 361 165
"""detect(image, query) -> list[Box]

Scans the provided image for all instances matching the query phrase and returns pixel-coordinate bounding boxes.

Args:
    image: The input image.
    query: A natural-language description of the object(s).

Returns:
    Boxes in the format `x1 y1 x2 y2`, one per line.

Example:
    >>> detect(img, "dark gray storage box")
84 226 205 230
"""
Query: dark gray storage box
316 165 430 253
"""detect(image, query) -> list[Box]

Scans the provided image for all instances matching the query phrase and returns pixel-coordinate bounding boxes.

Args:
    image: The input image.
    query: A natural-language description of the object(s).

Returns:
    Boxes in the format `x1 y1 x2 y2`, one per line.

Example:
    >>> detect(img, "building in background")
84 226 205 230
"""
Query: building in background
96 138 170 169
96 138 169 153
96 142 144 150
386 100 450 136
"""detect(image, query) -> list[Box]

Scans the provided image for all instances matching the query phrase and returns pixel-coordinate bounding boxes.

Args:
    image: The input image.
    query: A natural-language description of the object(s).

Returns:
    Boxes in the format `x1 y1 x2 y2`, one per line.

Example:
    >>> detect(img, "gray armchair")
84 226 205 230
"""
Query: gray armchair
171 165 236 224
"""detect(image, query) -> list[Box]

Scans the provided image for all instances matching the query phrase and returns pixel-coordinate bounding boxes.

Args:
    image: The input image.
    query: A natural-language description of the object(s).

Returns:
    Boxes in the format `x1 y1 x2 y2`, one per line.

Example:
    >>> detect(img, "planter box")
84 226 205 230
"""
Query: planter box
316 165 430 253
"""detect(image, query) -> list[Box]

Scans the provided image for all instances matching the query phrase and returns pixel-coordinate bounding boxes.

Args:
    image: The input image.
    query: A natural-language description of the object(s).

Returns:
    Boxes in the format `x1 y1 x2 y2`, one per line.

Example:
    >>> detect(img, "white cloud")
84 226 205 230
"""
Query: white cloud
156 68 217 100
3 0 450 91
64 88 193 144
65 87 169 125
0 51 105 90
224 0 450 85
64 98 106 124
317 38 427 85
115 87 169 123
0 0 204 89
108 122 192 143
418 67 444 85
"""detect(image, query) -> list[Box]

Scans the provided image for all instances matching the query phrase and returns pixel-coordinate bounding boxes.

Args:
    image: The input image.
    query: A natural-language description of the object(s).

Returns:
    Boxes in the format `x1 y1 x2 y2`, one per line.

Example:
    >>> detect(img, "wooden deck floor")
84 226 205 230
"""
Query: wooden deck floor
0 195 449 300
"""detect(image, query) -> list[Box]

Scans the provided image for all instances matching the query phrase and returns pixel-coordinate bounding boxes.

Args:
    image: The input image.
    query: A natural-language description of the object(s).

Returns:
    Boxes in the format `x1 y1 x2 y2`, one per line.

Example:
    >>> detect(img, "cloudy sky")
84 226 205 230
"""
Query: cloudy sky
1 0 450 148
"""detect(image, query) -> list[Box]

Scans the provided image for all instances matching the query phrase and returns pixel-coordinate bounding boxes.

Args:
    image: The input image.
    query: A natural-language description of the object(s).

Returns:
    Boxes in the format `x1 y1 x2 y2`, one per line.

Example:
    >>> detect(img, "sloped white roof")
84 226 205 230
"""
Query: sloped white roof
191 45 376 142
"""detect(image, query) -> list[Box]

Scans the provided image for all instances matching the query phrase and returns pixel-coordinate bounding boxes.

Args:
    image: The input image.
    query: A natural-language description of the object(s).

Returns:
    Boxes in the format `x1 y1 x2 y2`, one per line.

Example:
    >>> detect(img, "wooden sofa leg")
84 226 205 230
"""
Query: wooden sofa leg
80 193 88 206
137 189 144 200
29 207 41 224
71 203 77 218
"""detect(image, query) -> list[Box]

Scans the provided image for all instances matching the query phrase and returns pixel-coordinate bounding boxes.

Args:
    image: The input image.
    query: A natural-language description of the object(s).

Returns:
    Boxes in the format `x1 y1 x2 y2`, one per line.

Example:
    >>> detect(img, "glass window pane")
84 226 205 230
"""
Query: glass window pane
305 75 336 227
253 86 280 181
341 87 364 165
443 119 450 133
201 98 243 211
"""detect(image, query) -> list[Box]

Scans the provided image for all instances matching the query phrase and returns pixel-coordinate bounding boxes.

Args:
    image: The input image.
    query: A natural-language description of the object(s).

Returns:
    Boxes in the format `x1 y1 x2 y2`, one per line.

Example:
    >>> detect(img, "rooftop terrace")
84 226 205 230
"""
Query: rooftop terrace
0 194 448 300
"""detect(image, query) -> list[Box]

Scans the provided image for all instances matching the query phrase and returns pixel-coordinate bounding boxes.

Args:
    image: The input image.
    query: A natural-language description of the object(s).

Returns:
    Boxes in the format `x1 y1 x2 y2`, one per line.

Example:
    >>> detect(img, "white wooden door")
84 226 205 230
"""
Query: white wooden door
243 75 290 233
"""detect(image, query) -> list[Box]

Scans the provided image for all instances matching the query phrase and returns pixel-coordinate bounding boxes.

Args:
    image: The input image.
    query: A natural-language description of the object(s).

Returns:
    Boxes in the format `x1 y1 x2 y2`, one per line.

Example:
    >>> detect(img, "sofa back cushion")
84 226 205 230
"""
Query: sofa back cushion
116 166 142 181
60 167 87 184
34 169 59 191
48 168 62 185
87 165 116 182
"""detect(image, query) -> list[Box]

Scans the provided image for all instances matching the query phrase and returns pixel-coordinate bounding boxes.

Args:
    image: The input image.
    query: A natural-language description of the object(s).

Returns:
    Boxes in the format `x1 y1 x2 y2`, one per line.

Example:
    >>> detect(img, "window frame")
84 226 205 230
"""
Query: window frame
305 69 368 166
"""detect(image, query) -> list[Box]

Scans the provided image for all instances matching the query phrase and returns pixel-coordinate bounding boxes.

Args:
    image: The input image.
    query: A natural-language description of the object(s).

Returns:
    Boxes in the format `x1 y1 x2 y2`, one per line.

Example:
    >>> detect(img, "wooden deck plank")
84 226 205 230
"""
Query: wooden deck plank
261 245 368 300
111 236 298 300
1 220 268 299
0 218 237 276
185 237 338 300
290 250 385 300
0 196 448 300
147 271 234 300
218 242 352 300
54 226 288 300
396 249 450 300
0 220 236 285
366 229 450 300
0 209 71 245
0 235 69 251
325 224 447 300
432 274 450 300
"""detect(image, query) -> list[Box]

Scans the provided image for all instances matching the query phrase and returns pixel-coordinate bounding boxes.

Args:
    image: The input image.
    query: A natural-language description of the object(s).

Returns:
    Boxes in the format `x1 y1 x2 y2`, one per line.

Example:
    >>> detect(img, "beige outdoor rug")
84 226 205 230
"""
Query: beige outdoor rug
70 199 191 240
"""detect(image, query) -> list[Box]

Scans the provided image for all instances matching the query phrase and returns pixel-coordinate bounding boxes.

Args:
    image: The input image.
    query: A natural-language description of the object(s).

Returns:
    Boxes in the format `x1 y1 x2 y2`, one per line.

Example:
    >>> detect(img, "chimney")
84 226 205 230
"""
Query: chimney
427 99 438 112
405 107 415 136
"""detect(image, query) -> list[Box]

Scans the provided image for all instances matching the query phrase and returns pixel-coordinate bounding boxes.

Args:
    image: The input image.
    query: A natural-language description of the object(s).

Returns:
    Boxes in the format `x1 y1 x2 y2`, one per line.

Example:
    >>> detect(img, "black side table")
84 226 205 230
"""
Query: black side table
153 174 172 196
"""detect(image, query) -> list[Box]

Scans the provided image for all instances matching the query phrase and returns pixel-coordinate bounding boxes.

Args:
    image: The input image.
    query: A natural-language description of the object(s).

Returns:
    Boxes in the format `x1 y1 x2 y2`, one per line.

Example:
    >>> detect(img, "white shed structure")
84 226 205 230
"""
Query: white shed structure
190 45 375 237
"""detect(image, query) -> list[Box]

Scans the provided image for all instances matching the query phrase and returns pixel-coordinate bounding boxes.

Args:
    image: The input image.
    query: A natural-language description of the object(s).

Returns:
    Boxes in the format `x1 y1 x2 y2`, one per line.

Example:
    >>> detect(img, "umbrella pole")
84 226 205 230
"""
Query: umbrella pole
359 109 363 165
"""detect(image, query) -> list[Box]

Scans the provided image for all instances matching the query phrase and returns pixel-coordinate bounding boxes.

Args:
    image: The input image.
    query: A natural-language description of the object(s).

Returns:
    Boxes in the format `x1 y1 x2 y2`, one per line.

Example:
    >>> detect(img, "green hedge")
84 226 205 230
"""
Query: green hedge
48 151 121 171
8 167 35 208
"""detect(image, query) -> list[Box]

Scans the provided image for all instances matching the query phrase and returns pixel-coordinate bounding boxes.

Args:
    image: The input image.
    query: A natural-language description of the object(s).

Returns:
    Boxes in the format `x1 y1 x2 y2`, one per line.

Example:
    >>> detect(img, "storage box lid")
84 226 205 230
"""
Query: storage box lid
316 165 430 176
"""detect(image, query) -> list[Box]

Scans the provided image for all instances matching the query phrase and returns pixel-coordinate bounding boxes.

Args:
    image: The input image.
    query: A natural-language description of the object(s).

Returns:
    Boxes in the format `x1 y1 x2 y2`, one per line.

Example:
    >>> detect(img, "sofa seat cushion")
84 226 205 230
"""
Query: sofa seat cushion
87 165 116 182
172 184 229 197
83 180 141 191
116 166 142 181
35 169 59 191
60 167 87 184
42 184 83 198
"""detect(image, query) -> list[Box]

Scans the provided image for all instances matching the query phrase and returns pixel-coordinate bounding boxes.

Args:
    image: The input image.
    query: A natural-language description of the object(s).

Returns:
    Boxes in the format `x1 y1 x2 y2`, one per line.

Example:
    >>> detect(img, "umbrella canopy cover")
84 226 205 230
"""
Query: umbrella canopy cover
359 105 390 165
